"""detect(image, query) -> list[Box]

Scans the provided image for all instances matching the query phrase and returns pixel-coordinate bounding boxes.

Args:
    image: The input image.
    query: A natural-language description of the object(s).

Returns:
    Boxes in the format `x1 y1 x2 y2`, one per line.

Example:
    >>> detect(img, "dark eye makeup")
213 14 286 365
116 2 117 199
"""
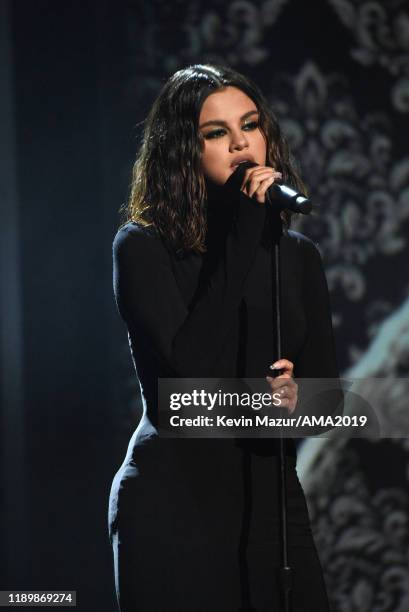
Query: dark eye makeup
203 121 260 140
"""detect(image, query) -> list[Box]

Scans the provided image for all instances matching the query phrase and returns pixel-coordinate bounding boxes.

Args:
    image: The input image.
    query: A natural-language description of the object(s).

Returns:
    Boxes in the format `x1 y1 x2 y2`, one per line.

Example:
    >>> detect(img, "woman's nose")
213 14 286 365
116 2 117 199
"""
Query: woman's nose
229 130 249 151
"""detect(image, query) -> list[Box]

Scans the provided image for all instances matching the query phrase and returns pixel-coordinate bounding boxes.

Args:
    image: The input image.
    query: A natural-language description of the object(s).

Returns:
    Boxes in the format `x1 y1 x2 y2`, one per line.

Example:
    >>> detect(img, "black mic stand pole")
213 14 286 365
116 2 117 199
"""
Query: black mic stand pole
227 162 311 612
268 187 311 612
273 237 292 611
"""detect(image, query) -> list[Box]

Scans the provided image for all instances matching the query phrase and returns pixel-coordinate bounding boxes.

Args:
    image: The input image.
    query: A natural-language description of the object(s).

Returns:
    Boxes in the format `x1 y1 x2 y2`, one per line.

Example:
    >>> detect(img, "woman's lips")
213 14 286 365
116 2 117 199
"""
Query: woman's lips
231 158 255 169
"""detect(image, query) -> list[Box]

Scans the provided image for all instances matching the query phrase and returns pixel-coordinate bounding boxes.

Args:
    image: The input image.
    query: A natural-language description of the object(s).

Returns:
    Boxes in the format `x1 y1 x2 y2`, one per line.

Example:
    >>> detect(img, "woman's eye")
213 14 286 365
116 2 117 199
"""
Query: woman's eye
203 129 226 139
243 121 259 131
203 121 259 139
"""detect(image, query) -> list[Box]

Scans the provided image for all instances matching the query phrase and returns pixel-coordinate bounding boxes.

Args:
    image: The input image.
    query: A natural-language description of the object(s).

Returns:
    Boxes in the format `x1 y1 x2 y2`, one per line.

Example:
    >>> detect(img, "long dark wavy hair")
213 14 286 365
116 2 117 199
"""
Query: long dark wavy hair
123 64 306 253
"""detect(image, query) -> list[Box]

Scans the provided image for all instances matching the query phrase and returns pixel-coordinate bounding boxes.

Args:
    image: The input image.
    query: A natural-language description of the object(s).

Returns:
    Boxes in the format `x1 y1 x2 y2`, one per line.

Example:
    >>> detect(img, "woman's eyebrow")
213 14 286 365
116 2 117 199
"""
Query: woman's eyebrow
199 110 259 129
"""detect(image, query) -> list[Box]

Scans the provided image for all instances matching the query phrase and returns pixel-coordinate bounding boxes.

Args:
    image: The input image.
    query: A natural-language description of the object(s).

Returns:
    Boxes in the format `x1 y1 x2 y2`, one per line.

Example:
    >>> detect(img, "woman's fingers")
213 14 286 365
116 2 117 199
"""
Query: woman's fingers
265 359 297 413
244 172 281 201
266 377 298 413
240 166 282 203
268 359 294 376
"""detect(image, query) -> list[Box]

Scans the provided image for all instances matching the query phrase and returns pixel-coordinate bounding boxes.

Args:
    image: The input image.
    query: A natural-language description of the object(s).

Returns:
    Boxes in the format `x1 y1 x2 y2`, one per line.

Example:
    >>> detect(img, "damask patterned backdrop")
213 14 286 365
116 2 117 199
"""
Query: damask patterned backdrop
117 1 409 610
122 0 409 370
1 1 408 610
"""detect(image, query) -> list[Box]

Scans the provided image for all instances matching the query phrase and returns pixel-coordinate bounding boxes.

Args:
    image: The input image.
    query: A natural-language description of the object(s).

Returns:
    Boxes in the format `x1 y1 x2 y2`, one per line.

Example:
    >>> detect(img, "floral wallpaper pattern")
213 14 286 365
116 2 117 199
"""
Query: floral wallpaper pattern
117 1 409 608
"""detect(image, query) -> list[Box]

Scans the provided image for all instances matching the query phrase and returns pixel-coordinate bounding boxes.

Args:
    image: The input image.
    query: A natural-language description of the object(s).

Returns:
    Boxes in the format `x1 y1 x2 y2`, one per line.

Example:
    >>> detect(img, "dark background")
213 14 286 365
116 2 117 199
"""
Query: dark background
1 1 409 610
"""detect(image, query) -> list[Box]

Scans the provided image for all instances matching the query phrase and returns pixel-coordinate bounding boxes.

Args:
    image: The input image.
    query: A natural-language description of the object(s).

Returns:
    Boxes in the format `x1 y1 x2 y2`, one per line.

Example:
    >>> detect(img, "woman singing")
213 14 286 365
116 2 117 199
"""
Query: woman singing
108 64 339 611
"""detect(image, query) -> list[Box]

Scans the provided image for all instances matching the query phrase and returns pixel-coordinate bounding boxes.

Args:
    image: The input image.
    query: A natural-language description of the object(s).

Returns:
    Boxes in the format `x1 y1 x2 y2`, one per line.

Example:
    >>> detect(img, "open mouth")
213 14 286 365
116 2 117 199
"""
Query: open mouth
232 161 247 168
231 158 255 170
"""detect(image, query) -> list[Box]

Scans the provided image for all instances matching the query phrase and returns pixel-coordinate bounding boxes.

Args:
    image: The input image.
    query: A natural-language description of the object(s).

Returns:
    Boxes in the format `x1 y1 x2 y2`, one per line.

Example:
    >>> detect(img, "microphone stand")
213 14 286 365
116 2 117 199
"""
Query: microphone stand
273 237 292 611
268 187 311 612
227 163 311 612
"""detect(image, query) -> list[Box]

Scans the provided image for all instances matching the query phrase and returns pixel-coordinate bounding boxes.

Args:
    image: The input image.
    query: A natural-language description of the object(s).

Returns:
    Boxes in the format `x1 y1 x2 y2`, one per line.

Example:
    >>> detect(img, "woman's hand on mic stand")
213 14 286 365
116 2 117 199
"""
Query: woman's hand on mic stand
240 165 282 204
266 358 298 414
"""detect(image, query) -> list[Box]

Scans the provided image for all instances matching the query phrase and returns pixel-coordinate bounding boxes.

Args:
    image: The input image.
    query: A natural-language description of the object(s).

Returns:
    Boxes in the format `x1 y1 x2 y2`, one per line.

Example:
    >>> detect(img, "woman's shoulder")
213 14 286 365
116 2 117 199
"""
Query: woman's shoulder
113 221 166 262
113 221 160 249
114 220 158 241
283 228 321 258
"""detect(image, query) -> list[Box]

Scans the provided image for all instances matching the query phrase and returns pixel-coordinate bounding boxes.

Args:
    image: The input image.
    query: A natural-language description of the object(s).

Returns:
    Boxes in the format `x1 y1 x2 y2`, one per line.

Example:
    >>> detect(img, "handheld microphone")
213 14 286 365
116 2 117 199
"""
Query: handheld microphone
234 161 312 215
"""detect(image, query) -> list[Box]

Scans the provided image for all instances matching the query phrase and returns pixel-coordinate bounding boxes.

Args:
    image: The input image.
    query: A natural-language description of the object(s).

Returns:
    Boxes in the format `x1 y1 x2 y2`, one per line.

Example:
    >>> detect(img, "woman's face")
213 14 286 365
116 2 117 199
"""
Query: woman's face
199 86 267 186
